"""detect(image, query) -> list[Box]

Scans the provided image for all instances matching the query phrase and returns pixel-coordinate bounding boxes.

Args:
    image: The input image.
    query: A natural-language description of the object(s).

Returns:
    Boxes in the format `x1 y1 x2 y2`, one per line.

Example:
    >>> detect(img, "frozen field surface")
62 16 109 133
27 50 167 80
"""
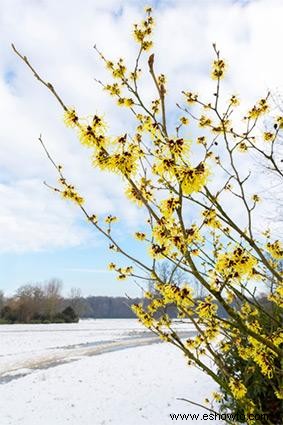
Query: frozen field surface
0 319 221 425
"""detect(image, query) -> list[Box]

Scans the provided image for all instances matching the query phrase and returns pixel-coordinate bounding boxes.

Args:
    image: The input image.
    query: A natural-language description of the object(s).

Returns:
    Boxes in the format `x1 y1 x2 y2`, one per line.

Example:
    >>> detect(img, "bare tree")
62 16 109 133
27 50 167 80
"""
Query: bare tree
68 287 85 316
43 278 63 319
15 285 44 322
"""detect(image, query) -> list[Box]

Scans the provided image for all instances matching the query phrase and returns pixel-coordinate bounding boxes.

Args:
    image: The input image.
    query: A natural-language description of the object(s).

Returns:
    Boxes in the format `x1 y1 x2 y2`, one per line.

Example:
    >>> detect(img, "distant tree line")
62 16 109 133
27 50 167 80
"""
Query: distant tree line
0 279 79 324
0 262 207 323
0 276 268 323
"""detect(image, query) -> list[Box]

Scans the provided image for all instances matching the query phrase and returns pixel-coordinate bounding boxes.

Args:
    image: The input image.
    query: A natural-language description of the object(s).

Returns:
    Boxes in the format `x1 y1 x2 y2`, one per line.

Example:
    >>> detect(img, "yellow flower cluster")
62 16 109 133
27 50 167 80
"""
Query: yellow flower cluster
266 240 283 260
199 115 212 128
239 302 258 320
183 91 198 104
94 144 142 176
133 8 154 51
212 119 231 134
159 197 180 218
153 157 176 177
132 304 153 327
244 337 275 379
196 295 218 319
167 138 189 156
104 83 121 96
151 99 160 114
156 283 194 310
136 114 160 137
151 217 199 257
176 163 209 195
103 56 127 80
61 184 84 205
117 97 134 107
247 98 269 120
64 109 108 150
180 116 189 125
228 378 247 400
211 59 226 80
125 178 153 206
216 247 257 281
202 208 221 229
64 108 79 127
108 262 133 280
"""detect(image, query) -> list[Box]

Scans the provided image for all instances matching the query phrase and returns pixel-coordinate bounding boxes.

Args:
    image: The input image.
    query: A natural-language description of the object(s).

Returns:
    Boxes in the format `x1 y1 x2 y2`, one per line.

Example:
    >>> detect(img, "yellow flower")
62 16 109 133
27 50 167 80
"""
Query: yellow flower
108 262 116 271
118 98 134 107
184 91 198 104
133 11 154 51
112 59 126 79
61 186 84 205
212 392 223 402
266 240 283 259
159 197 180 218
126 179 153 206
229 378 247 400
64 109 78 127
153 158 175 177
191 249 199 256
149 243 170 259
142 40 153 51
180 116 189 125
199 115 212 127
238 142 248 152
230 95 240 106
197 136 206 145
105 215 118 224
158 74 166 85
105 83 121 96
252 194 260 203
216 247 257 281
144 291 153 299
211 59 226 80
176 163 209 195
202 208 221 229
263 132 274 142
79 125 106 148
167 138 190 156
88 214 98 224
196 296 218 319
247 98 269 120
135 232 146 241
275 389 283 400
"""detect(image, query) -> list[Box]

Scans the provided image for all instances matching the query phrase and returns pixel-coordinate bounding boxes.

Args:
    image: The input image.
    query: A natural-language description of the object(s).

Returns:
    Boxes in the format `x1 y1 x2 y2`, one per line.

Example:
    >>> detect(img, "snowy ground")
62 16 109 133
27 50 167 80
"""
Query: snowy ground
0 319 222 425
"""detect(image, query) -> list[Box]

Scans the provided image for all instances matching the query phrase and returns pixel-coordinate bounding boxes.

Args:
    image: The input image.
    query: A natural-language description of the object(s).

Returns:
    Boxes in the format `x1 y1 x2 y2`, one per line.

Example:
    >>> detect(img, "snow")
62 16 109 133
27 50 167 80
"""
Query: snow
0 319 222 425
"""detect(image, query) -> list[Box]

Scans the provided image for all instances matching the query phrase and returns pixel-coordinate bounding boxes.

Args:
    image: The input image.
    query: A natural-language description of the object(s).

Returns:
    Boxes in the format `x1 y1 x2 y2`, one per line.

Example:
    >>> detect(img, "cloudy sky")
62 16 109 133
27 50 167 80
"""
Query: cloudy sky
0 0 282 297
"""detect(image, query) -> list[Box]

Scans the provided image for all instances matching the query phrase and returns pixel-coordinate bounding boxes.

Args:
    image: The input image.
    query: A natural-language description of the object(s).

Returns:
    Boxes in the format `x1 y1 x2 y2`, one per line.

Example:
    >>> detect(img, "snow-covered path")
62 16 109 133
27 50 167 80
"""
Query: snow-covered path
0 331 194 384
0 320 194 383
0 320 222 425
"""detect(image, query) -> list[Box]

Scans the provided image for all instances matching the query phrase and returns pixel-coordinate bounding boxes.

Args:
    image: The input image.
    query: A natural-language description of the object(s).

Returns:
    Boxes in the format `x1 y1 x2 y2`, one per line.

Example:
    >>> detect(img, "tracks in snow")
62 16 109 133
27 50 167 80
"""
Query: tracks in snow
0 331 195 385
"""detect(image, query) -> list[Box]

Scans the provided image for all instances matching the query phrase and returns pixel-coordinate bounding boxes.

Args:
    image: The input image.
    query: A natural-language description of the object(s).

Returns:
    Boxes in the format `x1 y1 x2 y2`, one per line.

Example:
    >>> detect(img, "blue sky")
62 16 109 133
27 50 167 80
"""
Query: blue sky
0 0 283 297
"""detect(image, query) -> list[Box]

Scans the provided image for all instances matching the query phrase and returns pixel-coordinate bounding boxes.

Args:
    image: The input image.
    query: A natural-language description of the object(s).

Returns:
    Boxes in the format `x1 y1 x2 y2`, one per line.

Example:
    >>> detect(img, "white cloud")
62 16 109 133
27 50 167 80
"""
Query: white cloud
0 178 91 252
0 0 282 253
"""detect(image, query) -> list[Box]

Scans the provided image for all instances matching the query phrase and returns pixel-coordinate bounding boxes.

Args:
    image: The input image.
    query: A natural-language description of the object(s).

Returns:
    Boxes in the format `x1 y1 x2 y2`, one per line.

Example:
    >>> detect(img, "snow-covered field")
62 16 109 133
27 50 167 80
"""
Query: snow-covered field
0 319 221 425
